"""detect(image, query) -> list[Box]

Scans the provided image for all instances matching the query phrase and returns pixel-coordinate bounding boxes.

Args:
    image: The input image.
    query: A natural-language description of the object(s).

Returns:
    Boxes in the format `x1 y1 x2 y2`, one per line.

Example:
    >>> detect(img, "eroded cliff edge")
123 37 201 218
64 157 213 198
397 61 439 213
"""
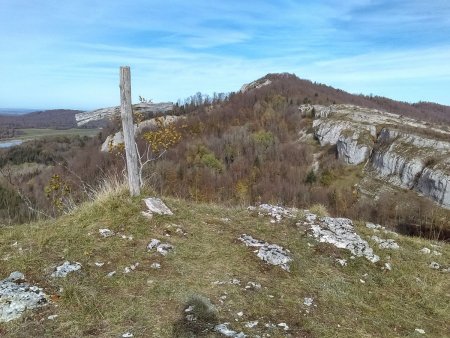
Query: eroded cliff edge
306 104 450 208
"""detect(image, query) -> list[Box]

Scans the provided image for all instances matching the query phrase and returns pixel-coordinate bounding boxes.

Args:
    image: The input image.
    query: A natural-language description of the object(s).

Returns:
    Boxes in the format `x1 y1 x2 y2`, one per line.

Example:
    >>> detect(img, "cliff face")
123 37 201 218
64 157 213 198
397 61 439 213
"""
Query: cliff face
309 104 450 208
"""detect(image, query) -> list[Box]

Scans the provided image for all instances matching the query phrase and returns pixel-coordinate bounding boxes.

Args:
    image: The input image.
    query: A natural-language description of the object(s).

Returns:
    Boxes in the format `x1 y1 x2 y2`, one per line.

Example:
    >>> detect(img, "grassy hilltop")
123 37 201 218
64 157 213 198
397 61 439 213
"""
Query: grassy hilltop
0 181 448 337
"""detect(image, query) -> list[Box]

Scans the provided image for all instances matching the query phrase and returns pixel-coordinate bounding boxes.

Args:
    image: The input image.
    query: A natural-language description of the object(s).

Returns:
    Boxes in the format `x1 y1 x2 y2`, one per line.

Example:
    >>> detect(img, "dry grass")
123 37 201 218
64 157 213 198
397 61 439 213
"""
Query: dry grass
0 189 449 337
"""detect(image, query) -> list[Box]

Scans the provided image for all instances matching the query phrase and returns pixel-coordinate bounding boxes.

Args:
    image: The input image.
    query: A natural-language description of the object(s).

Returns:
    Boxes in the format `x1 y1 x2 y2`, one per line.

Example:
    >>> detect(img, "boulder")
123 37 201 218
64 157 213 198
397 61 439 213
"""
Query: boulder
143 197 173 216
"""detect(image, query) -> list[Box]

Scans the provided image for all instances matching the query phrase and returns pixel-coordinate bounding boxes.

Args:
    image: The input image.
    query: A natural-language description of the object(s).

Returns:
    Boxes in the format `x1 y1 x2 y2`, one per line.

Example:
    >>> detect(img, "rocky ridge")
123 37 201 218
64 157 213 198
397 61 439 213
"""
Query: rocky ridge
307 104 450 208
75 102 173 126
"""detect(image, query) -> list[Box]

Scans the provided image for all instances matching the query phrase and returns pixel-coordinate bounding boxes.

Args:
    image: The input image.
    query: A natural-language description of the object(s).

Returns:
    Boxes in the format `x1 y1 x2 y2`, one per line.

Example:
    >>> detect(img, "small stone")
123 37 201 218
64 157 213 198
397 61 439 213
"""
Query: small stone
384 263 392 271
94 262 104 267
51 261 82 278
245 320 258 328
185 305 194 312
147 239 161 250
122 332 134 338
429 262 440 270
150 263 161 269
107 271 116 277
336 258 347 267
245 281 261 290
360 279 366 284
99 228 114 238
304 298 314 306
415 328 425 334
237 311 244 317
278 323 289 330
47 315 58 320
157 243 173 256
419 247 431 254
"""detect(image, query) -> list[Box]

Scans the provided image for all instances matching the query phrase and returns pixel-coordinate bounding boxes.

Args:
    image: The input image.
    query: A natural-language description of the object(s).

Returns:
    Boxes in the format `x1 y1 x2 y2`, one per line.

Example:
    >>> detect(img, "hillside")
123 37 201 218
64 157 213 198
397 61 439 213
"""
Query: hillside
0 186 448 337
1 73 449 236
0 109 83 130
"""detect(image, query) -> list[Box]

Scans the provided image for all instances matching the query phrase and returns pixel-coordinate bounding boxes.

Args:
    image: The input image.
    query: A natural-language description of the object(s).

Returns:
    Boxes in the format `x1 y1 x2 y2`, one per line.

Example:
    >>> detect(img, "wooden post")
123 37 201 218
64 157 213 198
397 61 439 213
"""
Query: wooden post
120 66 140 196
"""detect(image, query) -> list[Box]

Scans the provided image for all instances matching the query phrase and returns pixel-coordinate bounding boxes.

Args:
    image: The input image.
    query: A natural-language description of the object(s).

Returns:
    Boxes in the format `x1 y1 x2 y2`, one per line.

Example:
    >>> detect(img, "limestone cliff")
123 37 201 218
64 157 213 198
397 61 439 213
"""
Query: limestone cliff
309 104 450 208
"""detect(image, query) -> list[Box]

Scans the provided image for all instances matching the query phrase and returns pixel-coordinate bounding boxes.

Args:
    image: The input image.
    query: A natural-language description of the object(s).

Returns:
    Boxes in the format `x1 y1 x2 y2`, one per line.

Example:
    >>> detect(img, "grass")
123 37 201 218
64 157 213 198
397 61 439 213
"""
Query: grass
0 187 449 337
15 128 100 141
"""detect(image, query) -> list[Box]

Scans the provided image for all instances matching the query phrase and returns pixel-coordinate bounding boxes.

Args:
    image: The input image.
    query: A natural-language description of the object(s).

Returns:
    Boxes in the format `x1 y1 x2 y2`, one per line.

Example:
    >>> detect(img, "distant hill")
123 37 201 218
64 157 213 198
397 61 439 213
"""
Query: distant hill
0 108 39 115
239 73 450 124
0 109 83 129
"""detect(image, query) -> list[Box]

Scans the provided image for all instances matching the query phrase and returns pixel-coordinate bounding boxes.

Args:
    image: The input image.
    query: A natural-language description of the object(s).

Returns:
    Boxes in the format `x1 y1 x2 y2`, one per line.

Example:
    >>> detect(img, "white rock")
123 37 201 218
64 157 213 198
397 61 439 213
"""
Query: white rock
371 236 400 250
47 315 58 320
309 216 379 263
277 323 289 330
147 239 161 250
122 332 134 338
150 262 160 269
239 234 292 271
94 262 105 267
214 323 247 337
156 243 174 256
244 320 258 328
0 272 48 322
99 228 114 237
51 261 82 278
304 298 314 306
106 271 116 277
143 197 173 216
237 311 244 317
429 262 440 270
245 281 261 290
419 247 431 254
384 263 392 271
336 258 348 267
415 328 425 334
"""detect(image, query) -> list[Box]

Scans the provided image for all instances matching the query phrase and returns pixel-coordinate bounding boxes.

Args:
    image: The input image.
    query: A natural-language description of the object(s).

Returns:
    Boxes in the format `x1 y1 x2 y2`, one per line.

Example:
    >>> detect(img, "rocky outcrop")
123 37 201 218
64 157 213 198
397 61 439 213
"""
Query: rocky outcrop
371 129 450 207
239 234 292 271
75 102 173 126
240 79 271 93
310 104 450 208
303 212 380 263
313 116 375 165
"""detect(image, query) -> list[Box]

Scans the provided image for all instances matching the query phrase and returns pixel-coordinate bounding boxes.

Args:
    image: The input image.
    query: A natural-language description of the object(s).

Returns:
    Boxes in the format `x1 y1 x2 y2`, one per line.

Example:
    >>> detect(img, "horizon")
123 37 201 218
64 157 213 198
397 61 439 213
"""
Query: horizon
1 1 450 109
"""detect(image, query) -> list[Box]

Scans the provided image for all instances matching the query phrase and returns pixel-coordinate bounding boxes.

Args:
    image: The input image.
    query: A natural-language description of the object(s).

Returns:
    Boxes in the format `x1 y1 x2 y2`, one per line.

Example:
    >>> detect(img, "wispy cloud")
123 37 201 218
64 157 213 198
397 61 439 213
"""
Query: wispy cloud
0 0 449 108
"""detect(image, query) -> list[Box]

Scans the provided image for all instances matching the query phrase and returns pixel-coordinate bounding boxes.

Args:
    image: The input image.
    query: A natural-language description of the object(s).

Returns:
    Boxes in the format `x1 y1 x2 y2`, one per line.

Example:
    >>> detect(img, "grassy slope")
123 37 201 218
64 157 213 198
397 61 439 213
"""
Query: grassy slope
0 188 448 337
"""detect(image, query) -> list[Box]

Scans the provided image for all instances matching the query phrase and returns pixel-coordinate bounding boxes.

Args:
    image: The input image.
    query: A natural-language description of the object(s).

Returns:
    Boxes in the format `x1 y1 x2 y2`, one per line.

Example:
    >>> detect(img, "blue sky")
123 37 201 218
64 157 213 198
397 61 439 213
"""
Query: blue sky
1 0 449 110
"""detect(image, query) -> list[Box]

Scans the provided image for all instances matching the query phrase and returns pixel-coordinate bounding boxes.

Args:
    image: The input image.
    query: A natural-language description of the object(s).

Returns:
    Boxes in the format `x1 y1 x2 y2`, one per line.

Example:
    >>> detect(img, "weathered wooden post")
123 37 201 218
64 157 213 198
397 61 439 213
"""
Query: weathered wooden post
120 66 140 196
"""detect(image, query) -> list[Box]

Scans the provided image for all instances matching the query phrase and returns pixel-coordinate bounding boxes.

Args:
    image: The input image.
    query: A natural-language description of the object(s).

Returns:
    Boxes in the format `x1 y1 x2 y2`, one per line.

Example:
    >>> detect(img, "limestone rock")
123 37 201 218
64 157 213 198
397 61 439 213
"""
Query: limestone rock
147 239 173 256
214 323 247 337
75 102 173 127
0 272 48 322
308 215 380 263
51 261 82 278
239 234 292 271
143 197 173 216
311 103 450 208
371 236 400 250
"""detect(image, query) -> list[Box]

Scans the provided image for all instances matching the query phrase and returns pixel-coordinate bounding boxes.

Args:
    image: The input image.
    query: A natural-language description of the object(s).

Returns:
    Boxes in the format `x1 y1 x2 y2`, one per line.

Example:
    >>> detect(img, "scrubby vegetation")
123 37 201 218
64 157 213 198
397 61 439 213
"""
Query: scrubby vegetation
1 73 449 237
